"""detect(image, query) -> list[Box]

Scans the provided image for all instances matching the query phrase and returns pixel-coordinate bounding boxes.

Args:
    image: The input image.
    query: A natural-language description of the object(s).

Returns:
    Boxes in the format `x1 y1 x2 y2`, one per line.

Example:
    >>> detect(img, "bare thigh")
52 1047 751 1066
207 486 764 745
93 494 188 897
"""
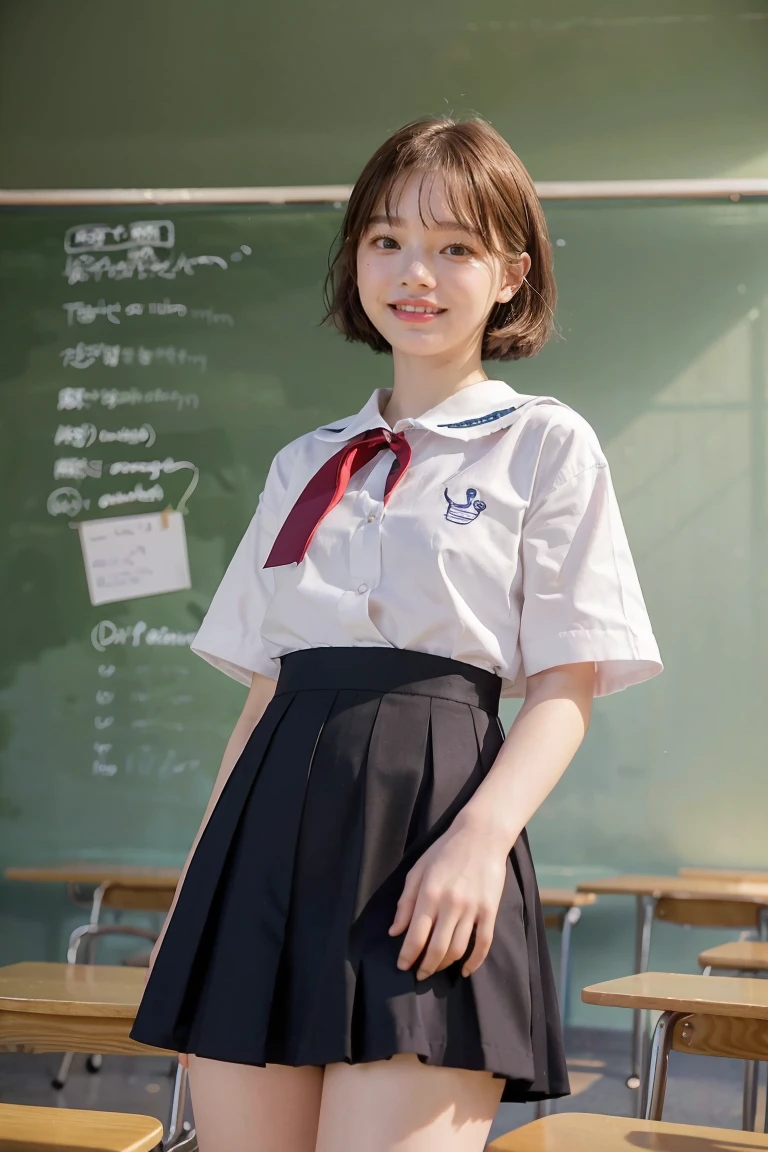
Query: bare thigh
187 1055 324 1152
315 1053 505 1152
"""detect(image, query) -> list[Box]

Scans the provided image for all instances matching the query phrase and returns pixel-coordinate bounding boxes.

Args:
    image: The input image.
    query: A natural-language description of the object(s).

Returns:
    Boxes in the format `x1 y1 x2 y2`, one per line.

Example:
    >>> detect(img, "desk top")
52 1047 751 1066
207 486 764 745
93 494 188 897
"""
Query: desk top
0 1103 164 1152
680 867 768 883
582 971 768 1017
577 874 768 902
5 864 181 887
0 962 146 1018
699 941 768 971
538 888 596 909
487 1112 768 1150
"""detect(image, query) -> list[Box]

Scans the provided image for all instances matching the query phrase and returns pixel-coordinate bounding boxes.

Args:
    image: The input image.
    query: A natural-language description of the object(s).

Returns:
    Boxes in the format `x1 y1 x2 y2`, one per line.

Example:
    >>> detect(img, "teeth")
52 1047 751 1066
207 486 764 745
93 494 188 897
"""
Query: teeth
395 305 441 313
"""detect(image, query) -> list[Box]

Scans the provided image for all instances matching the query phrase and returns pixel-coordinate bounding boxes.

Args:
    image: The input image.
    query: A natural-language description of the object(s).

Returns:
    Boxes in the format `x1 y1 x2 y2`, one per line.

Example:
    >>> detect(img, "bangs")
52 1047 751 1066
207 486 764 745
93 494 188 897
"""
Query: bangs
365 163 510 262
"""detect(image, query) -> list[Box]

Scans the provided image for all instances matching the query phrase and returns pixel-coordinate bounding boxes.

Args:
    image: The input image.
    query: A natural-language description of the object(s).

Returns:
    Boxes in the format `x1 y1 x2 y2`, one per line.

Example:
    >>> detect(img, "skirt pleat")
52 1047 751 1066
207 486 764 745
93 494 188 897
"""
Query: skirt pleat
130 647 569 1104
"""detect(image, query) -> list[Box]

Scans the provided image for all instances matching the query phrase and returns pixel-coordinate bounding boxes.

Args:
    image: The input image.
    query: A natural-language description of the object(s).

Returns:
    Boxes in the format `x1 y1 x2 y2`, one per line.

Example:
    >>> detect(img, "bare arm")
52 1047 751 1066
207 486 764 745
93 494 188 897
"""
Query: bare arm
150 670 278 961
390 661 596 979
454 660 596 848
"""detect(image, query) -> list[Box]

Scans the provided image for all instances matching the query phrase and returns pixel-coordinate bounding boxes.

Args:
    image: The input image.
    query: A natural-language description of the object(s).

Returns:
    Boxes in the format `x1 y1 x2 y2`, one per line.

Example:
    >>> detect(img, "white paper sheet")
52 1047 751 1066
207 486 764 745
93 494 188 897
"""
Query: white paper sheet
77 510 192 606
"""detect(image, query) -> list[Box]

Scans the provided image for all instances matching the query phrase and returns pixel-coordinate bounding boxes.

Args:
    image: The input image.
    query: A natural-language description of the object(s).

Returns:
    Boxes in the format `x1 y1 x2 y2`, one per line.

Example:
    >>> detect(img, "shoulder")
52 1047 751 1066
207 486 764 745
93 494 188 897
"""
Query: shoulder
267 427 318 481
260 421 341 512
511 395 607 492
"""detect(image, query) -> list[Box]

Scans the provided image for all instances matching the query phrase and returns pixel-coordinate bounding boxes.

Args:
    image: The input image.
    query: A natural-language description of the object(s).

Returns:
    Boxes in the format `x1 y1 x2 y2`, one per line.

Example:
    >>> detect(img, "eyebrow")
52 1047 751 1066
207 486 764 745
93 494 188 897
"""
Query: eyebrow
366 214 482 237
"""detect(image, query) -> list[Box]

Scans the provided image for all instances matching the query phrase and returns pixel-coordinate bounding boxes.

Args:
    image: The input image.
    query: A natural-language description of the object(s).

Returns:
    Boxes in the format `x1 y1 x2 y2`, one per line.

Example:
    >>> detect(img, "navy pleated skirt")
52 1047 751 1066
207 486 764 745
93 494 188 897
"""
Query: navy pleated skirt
130 646 569 1104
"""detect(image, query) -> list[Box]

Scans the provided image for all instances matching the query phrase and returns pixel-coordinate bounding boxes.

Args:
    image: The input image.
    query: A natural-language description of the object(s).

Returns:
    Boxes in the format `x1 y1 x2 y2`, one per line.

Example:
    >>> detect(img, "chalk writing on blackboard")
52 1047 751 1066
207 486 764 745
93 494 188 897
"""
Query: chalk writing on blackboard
64 221 175 254
63 300 234 326
58 387 199 411
91 619 198 651
65 249 230 285
48 488 89 516
97 483 165 510
60 344 208 372
55 457 197 485
77 511 192 606
54 424 157 448
54 458 103 480
62 219 253 283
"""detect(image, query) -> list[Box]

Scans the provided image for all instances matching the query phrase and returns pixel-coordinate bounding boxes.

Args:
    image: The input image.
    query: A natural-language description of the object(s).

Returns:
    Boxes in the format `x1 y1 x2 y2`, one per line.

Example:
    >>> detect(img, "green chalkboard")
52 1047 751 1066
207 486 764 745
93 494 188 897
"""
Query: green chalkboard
2 198 768 908
0 204 374 870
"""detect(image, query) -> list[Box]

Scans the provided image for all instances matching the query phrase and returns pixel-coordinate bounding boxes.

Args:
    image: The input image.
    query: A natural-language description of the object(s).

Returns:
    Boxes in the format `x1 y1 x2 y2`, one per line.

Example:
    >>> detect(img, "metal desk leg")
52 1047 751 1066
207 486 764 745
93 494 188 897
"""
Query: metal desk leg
53 882 111 1090
743 1061 759 1132
630 894 657 1100
644 1010 682 1121
559 906 582 1028
164 1062 195 1150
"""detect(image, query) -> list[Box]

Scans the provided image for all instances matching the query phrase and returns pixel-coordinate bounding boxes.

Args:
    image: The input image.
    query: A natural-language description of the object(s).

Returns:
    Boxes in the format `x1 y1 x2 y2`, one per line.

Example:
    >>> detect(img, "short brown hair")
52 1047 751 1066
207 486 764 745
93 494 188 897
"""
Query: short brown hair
321 115 556 361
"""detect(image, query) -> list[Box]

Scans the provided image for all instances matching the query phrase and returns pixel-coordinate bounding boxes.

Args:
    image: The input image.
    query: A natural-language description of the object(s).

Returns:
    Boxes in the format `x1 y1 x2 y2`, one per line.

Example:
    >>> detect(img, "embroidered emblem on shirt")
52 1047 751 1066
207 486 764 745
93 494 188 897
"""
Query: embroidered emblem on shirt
436 405 517 429
444 487 487 524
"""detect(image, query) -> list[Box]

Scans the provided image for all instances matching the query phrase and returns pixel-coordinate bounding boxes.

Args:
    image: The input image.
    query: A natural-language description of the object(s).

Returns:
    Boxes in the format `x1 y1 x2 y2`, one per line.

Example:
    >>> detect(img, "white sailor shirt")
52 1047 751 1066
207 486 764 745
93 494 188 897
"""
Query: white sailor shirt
191 378 663 698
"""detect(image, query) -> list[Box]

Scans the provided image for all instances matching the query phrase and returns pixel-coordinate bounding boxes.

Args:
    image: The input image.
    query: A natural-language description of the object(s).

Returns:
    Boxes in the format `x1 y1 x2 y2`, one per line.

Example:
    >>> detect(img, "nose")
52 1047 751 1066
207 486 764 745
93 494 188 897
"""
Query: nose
400 252 436 289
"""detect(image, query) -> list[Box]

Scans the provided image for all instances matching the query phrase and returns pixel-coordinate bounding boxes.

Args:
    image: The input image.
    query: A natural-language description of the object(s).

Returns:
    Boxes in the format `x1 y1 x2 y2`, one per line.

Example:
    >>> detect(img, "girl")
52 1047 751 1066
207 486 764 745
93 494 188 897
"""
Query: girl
131 115 662 1151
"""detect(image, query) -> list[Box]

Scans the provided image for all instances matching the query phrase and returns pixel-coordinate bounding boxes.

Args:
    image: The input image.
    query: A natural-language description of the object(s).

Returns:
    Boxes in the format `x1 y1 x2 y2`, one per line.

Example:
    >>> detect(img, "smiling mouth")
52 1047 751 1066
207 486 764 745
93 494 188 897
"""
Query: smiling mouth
388 304 446 316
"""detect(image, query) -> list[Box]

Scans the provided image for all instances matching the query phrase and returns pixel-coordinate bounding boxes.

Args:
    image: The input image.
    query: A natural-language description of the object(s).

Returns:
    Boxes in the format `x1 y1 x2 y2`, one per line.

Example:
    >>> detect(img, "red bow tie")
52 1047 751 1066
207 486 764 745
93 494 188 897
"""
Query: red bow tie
263 427 412 568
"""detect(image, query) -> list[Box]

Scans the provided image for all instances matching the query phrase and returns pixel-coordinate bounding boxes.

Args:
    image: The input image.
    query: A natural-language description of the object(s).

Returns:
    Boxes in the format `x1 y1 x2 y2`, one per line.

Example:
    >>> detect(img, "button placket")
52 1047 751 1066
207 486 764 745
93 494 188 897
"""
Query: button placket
349 454 387 589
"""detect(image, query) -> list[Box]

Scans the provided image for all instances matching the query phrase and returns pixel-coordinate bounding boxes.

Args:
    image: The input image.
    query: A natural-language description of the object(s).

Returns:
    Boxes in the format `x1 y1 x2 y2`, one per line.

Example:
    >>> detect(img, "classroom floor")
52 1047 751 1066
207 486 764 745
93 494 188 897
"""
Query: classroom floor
0 1028 763 1144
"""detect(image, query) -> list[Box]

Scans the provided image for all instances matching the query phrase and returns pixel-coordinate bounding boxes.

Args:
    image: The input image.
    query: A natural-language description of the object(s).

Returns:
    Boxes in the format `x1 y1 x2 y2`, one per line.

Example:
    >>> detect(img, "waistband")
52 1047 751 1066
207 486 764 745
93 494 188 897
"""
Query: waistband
275 645 501 714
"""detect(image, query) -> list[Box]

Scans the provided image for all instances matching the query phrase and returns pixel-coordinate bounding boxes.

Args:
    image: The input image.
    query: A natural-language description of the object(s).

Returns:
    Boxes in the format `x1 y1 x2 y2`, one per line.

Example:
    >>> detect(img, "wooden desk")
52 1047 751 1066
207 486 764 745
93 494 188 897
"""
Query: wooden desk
5 865 181 887
680 867 768 883
487 1112 768 1150
576 874 768 1093
540 889 596 910
5 864 180 922
577 874 768 901
0 961 171 1057
0 962 193 1148
699 941 768 973
695 942 768 1132
582 971 768 1017
582 972 768 1126
0 1102 163 1152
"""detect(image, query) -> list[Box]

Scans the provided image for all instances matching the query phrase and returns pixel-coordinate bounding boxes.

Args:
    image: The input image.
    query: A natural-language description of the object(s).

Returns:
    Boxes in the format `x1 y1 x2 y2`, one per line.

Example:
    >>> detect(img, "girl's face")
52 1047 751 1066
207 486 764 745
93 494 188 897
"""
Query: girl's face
355 170 529 364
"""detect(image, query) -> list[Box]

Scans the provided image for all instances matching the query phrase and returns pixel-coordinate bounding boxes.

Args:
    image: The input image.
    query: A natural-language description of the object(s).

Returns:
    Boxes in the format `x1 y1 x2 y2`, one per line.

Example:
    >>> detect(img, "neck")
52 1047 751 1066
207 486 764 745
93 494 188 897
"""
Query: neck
380 366 491 426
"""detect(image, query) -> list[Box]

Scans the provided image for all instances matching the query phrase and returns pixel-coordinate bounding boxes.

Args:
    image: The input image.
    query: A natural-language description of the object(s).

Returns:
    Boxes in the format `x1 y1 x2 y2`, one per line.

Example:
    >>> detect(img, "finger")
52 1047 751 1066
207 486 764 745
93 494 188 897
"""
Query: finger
389 867 424 936
397 910 436 971
461 912 495 977
435 910 476 973
178 1053 189 1069
415 905 463 979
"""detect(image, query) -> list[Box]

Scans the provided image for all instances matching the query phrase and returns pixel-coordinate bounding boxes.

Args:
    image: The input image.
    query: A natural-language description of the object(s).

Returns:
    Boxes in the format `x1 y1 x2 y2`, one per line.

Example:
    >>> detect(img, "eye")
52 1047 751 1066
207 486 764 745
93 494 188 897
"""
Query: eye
369 234 398 249
368 234 475 257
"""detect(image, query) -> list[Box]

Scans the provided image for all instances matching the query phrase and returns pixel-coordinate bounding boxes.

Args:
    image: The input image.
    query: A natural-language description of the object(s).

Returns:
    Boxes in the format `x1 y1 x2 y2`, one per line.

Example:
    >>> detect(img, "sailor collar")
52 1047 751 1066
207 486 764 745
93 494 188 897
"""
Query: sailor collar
313 380 563 443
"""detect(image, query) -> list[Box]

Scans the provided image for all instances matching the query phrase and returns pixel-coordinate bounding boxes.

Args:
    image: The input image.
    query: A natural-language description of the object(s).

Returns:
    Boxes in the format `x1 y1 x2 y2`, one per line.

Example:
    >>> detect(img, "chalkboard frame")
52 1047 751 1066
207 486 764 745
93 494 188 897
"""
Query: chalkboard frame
2 178 768 207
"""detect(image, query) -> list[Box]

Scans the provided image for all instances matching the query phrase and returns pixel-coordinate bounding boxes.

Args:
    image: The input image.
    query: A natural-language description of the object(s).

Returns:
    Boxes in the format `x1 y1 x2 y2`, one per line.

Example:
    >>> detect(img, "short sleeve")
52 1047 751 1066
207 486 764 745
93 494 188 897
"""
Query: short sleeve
519 451 663 697
191 458 284 685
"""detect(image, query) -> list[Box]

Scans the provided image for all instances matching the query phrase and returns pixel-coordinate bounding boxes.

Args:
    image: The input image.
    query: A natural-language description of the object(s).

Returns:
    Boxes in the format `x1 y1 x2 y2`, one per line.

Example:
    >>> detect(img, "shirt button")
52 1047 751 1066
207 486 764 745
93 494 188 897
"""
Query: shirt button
366 514 376 523
357 583 368 594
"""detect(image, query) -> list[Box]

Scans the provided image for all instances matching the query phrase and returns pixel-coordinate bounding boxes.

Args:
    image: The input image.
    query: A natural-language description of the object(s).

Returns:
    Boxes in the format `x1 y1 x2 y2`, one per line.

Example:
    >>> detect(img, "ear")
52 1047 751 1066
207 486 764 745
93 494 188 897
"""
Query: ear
497 252 532 304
